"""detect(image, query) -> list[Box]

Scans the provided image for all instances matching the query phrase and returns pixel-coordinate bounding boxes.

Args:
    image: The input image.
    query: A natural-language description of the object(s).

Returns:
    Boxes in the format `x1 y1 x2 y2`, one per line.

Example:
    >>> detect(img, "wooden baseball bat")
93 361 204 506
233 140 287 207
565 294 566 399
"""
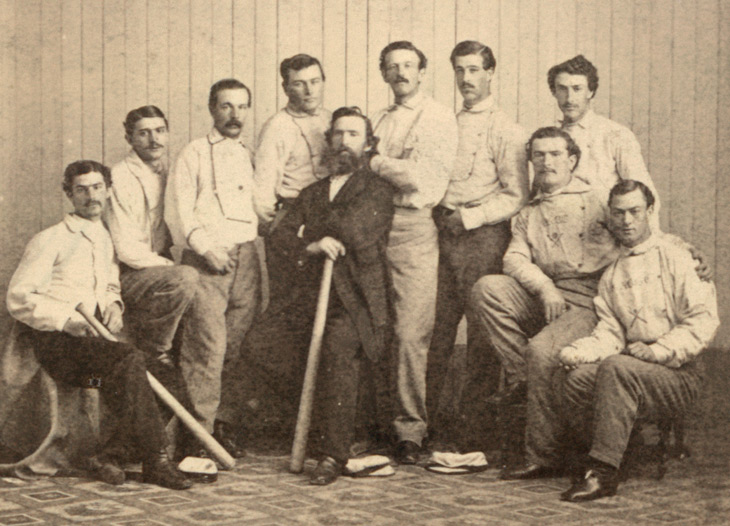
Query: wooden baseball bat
75 303 236 470
290 257 334 473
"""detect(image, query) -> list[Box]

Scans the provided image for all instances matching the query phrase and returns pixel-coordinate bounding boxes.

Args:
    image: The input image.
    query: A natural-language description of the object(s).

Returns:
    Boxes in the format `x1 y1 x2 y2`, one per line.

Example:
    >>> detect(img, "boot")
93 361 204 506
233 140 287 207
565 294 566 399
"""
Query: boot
143 448 193 490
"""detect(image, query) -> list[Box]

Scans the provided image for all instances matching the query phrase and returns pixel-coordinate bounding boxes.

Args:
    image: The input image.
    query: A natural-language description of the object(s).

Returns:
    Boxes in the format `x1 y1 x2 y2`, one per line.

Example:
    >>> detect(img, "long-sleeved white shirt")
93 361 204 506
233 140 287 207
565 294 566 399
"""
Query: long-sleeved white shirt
165 128 258 255
441 95 529 229
503 176 620 295
253 106 331 220
561 109 660 230
105 150 173 269
7 214 123 332
370 91 458 210
560 234 719 368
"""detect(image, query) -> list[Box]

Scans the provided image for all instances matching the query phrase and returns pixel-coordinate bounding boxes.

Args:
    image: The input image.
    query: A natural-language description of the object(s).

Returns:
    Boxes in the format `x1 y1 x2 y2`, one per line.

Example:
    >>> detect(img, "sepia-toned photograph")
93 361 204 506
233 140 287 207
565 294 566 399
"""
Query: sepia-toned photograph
0 0 728 524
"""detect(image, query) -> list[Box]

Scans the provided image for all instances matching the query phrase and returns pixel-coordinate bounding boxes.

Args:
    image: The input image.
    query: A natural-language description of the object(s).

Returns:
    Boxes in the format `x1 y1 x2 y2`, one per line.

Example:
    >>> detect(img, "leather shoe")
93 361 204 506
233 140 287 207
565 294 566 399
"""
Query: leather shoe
395 440 422 465
485 381 527 407
500 462 559 480
310 456 343 486
213 420 246 458
87 455 125 485
561 467 618 502
143 449 193 490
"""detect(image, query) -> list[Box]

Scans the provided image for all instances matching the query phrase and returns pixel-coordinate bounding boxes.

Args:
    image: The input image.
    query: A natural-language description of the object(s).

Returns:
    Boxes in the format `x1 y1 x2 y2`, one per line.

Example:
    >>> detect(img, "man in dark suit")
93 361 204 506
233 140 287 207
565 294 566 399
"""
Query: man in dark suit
230 107 395 484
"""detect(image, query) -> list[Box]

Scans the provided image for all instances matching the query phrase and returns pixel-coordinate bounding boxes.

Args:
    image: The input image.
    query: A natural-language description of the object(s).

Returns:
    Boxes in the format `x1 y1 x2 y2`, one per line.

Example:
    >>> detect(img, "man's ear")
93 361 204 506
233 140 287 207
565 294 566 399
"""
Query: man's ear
647 204 655 216
588 90 596 100
124 133 133 146
568 154 578 171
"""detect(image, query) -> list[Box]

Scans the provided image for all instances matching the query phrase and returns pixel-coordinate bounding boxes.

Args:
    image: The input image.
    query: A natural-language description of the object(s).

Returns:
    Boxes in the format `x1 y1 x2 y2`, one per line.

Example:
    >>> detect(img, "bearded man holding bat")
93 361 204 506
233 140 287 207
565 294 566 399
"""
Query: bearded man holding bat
233 107 395 484
6 160 191 490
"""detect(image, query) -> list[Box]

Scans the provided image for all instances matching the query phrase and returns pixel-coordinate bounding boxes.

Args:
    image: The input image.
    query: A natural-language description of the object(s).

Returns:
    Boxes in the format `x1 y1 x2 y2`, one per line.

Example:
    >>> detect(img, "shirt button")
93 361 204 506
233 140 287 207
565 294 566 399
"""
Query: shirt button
579 233 584 238
297 260 304 268
238 185 244 190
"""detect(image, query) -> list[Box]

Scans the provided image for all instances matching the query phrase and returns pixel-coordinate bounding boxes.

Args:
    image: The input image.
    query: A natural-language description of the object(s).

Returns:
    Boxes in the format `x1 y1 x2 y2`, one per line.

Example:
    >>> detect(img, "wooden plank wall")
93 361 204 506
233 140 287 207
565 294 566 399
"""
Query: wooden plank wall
1 0 729 346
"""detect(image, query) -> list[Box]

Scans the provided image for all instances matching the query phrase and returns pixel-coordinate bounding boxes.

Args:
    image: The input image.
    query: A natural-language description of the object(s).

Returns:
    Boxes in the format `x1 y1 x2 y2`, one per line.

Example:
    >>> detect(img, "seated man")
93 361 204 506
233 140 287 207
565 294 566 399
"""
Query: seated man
557 180 718 502
234 108 394 483
6 160 191 490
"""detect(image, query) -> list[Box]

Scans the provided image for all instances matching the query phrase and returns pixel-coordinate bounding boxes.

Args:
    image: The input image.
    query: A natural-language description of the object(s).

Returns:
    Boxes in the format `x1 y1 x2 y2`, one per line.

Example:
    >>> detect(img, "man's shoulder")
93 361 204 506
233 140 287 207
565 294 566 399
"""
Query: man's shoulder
655 235 695 266
422 96 456 121
26 219 69 249
488 107 527 138
590 112 637 141
360 168 395 197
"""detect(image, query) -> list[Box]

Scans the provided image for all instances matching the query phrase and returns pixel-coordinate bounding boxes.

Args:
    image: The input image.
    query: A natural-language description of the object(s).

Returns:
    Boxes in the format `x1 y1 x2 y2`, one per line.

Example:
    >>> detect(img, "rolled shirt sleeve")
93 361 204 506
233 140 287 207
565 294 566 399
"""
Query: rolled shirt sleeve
502 211 554 295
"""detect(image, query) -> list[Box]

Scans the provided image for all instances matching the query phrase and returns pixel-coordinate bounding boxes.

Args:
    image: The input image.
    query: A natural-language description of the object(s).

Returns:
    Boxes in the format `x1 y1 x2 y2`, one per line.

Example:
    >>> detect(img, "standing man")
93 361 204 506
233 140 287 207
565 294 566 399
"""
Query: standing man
7 160 191 490
470 127 620 479
427 41 529 447
369 41 458 463
165 79 260 456
558 180 718 501
254 54 332 302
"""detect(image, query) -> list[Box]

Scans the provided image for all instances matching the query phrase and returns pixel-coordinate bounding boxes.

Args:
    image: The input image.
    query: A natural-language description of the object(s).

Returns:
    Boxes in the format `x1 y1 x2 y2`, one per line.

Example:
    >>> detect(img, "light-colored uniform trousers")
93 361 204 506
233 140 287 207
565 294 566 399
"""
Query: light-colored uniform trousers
387 209 439 445
469 274 600 466
179 242 261 432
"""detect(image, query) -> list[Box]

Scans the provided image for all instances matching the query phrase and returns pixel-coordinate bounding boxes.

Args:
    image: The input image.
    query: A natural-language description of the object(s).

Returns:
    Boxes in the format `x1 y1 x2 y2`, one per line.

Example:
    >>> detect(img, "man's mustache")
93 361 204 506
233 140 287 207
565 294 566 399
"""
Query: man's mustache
84 200 102 207
148 143 164 149
461 83 476 90
394 77 409 83
225 119 242 128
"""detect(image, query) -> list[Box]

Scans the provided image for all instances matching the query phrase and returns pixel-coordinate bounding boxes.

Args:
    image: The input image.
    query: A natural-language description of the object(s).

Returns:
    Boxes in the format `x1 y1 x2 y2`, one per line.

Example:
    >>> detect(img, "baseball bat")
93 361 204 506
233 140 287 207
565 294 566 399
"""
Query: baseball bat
289 257 334 473
75 303 236 470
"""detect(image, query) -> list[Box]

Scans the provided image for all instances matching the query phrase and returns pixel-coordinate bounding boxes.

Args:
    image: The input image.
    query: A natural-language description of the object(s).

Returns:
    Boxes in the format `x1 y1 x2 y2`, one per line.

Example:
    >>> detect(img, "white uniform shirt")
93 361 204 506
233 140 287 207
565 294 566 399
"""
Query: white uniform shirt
165 127 258 255
441 95 529 229
7 214 123 332
105 150 173 269
371 91 458 210
254 106 331 219
561 234 719 367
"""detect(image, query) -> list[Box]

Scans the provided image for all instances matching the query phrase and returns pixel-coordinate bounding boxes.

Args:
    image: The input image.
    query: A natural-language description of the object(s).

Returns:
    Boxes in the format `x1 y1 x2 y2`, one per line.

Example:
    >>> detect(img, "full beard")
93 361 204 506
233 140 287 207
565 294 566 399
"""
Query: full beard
323 146 363 176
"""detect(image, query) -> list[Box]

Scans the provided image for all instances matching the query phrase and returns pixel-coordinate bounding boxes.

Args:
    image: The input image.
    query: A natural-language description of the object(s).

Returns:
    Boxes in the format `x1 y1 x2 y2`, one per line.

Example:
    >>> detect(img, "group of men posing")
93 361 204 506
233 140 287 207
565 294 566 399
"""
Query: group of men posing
6 40 719 503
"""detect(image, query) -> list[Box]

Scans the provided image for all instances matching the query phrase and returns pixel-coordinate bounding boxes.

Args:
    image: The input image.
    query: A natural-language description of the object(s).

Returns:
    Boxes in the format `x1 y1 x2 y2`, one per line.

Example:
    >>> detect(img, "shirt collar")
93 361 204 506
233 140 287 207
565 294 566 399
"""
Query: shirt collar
620 232 658 257
559 108 597 130
285 104 322 118
126 149 167 177
388 90 426 112
207 126 245 146
64 213 107 240
529 175 591 204
462 94 495 114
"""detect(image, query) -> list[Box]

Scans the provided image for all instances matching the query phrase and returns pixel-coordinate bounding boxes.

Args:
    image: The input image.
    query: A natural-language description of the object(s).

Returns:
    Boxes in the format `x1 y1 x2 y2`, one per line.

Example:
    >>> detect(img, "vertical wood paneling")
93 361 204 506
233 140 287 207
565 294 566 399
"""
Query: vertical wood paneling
367 0 389 114
323 0 346 110
345 0 368 109
103 0 127 164
669 0 695 241
40 0 63 229
518 0 538 132
125 0 148 109
168 0 191 155
716 0 730 347
2 0 730 345
432 0 455 108
648 0 672 233
190 0 213 139
82 0 104 160
233 0 256 147
693 0 718 267
254 0 277 136
609 0 633 128
631 0 651 158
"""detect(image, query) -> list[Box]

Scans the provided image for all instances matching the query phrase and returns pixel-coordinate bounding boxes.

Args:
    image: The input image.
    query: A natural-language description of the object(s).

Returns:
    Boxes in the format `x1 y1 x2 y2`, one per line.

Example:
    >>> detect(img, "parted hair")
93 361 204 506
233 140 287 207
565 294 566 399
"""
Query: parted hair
526 126 582 170
123 105 168 137
208 78 251 110
379 41 427 72
609 179 655 209
62 160 112 196
450 40 496 71
547 54 599 94
324 106 380 155
279 54 326 85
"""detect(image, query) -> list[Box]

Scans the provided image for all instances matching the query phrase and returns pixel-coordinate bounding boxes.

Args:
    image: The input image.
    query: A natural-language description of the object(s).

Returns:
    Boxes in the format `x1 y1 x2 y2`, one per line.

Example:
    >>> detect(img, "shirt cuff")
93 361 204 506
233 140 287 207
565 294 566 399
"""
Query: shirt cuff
460 206 484 231
369 154 384 174
649 343 677 367
188 228 212 256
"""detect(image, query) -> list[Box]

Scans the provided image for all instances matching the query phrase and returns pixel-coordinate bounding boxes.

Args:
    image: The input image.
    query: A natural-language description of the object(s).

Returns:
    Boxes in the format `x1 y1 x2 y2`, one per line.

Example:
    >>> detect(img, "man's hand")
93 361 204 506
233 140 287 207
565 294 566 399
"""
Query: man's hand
306 236 346 261
539 284 567 323
204 248 235 274
63 319 99 338
625 341 671 364
103 303 124 334
689 245 713 281
442 208 465 236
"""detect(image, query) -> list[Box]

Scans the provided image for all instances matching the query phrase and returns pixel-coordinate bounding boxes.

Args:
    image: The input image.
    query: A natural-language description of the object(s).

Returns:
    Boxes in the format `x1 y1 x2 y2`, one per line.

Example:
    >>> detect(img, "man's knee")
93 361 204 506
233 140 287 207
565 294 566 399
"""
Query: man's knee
169 265 200 296
469 274 513 314
596 354 637 384
564 366 596 407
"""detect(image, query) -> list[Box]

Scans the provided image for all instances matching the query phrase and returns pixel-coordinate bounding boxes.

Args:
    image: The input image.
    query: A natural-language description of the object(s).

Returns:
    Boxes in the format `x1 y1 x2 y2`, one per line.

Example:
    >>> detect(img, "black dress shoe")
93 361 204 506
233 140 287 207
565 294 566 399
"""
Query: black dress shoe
560 467 618 502
500 462 559 480
485 381 527 407
213 420 246 458
87 455 125 485
310 456 343 486
395 440 422 465
143 449 193 490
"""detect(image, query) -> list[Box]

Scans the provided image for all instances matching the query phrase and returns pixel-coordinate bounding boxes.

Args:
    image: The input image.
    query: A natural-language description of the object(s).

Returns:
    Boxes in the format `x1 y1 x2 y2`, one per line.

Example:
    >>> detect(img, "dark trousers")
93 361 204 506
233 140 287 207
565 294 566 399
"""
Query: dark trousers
26 326 167 461
426 214 511 438
563 354 703 468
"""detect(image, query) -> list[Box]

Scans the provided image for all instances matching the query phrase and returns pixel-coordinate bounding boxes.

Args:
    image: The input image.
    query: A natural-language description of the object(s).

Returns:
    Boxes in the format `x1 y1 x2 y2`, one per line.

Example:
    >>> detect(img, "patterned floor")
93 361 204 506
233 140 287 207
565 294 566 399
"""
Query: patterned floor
1 348 729 525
